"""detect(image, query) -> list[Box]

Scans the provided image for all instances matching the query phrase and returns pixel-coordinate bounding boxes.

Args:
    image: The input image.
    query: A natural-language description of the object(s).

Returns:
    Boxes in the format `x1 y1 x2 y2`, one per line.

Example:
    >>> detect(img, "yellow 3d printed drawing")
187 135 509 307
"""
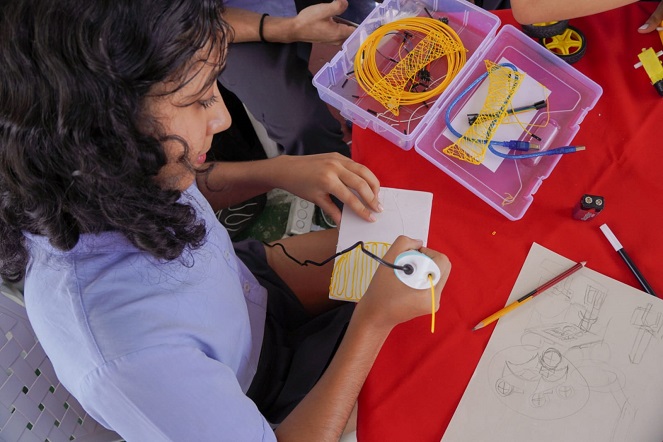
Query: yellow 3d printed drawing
329 241 391 302
329 187 433 301
329 241 439 333
354 17 466 116
442 60 523 164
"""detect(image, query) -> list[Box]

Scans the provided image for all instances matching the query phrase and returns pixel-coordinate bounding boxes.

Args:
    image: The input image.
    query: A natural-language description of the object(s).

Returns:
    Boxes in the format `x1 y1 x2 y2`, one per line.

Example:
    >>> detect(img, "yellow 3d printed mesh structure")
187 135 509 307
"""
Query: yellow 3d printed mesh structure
354 17 466 116
443 60 523 164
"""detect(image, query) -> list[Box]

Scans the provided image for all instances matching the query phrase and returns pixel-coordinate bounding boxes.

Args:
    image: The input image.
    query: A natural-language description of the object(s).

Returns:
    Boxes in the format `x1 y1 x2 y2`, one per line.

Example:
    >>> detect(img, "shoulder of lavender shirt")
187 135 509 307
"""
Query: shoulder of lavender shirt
223 0 297 17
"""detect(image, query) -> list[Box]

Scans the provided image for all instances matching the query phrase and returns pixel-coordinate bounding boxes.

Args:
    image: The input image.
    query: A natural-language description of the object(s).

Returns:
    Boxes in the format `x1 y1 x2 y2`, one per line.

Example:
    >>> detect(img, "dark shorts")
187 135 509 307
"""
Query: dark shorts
234 239 355 425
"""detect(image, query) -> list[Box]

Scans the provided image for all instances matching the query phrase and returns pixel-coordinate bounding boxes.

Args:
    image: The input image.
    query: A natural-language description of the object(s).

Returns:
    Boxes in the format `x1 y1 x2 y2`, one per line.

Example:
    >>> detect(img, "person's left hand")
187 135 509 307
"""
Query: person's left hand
273 153 381 224
638 0 663 32
291 0 356 44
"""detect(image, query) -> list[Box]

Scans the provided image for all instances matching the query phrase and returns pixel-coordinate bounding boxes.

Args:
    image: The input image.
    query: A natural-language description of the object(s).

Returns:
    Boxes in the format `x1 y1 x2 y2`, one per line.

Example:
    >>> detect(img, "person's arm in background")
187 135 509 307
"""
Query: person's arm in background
511 0 663 33
224 0 355 44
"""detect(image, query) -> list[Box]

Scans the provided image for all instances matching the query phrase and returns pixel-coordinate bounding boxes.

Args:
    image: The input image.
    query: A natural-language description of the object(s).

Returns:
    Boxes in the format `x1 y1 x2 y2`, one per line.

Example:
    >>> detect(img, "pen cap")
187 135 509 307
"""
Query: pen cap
600 224 623 251
394 251 441 290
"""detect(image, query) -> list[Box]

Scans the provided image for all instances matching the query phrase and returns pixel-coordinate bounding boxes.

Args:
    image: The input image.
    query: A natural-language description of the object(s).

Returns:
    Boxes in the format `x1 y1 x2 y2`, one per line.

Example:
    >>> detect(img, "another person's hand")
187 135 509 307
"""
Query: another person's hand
357 236 452 331
638 0 663 33
223 1 355 44
291 0 356 44
274 153 381 224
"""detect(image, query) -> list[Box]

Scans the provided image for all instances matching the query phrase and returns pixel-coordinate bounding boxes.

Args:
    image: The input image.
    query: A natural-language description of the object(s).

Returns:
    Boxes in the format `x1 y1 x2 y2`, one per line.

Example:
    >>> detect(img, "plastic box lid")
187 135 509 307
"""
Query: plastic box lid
312 0 500 150
414 25 603 220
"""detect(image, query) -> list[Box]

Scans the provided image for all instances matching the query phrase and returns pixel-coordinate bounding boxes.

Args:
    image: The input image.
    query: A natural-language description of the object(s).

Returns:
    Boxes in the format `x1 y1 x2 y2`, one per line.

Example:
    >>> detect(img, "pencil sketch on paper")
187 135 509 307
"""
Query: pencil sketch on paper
491 346 590 419
442 243 663 442
486 265 645 439
329 187 432 302
629 303 663 364
487 267 615 419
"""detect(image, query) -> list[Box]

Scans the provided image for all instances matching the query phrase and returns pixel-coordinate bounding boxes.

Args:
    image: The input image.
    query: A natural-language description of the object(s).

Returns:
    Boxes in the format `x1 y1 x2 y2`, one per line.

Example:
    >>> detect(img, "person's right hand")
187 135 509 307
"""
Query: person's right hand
356 236 451 331
638 0 663 33
291 0 356 44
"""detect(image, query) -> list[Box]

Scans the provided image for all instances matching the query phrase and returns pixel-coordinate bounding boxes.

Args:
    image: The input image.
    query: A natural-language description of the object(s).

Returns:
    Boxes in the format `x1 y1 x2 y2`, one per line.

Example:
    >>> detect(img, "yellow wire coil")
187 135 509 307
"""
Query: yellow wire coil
354 17 467 116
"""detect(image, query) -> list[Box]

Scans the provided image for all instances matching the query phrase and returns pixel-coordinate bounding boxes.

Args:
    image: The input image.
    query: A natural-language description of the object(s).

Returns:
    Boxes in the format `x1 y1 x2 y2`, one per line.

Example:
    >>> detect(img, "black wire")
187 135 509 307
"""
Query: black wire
263 240 414 274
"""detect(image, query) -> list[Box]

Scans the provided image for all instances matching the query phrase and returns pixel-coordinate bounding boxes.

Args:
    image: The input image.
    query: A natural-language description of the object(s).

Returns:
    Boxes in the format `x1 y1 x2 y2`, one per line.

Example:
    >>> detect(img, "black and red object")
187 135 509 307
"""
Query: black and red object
572 194 605 220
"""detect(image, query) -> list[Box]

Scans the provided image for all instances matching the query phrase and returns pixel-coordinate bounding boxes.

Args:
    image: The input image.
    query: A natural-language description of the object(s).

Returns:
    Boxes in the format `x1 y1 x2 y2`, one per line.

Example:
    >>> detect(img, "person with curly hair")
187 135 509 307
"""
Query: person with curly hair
0 0 452 440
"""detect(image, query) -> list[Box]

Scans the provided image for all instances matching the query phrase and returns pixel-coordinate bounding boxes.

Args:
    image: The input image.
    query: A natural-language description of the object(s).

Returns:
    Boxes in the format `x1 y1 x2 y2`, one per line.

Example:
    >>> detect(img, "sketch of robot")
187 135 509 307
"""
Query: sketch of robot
443 245 663 442
629 303 663 364
491 345 590 419
487 263 643 439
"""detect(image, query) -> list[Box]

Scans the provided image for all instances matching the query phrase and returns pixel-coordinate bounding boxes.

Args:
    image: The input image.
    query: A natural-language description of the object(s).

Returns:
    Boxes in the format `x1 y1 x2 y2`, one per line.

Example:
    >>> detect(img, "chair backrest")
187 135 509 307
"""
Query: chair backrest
0 283 121 442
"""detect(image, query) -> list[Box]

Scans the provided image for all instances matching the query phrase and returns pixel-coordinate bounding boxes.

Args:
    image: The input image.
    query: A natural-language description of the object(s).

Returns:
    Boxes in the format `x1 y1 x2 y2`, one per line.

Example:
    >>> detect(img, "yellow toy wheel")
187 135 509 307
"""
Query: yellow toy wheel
521 20 568 38
540 25 587 64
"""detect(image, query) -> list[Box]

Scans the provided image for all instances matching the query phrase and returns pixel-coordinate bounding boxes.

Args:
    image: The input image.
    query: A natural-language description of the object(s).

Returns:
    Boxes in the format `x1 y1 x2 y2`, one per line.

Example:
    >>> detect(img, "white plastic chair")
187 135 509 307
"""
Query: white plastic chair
0 283 122 442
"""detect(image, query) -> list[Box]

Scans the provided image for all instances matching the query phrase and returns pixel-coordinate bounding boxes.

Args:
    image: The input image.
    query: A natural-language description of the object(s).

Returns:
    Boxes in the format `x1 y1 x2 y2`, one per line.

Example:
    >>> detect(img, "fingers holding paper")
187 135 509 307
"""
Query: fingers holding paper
276 153 381 224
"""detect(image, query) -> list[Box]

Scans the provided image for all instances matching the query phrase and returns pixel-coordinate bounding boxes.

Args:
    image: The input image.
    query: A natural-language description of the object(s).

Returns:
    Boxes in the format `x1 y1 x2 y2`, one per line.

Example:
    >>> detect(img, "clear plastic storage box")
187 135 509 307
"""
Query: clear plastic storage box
415 25 602 220
312 0 500 150
313 0 602 220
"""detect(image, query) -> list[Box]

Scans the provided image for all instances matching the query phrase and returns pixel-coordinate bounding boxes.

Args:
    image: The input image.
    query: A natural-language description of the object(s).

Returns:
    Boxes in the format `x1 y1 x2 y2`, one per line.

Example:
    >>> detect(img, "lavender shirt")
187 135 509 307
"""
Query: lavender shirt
24 183 275 441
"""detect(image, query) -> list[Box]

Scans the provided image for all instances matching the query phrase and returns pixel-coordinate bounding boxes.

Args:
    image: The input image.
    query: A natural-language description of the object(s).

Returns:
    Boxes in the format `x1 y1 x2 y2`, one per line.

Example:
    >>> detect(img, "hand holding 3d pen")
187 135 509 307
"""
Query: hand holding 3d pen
359 236 451 332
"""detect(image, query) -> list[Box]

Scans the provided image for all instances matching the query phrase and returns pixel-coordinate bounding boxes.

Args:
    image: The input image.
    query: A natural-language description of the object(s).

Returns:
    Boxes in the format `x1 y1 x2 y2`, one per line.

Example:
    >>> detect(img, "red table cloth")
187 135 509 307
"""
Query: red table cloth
353 4 663 441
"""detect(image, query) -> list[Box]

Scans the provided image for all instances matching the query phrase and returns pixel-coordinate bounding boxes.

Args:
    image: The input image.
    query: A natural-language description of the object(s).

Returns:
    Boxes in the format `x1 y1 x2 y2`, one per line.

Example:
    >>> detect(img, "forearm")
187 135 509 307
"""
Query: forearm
511 0 637 23
223 8 297 43
197 157 289 210
274 236 451 440
223 2 353 45
198 153 382 223
275 305 392 441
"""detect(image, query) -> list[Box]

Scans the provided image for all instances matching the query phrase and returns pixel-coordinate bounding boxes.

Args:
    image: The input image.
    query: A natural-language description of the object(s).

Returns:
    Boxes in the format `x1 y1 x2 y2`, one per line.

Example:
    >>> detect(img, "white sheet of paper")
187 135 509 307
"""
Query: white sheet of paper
337 187 432 249
329 187 433 301
442 243 663 442
442 58 550 172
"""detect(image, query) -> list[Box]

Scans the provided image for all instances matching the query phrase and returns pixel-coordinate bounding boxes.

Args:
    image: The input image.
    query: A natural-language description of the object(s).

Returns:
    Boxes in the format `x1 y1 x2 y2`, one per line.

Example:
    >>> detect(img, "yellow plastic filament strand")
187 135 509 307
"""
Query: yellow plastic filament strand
442 60 523 164
354 17 466 116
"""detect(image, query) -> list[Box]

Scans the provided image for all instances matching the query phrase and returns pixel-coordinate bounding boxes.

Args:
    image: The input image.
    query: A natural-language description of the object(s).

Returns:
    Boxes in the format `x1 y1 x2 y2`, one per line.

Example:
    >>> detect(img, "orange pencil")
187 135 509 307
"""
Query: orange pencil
473 260 586 331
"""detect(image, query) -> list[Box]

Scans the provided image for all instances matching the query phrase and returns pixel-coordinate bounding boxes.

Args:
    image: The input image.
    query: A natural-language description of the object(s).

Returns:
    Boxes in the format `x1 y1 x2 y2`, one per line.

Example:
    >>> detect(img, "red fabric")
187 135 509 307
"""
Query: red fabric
354 4 663 441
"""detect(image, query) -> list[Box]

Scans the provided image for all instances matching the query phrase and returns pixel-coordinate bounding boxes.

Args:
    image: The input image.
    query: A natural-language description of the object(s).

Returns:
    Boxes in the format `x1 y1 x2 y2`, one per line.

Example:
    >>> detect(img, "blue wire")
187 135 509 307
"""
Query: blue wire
444 63 579 160
486 143 579 159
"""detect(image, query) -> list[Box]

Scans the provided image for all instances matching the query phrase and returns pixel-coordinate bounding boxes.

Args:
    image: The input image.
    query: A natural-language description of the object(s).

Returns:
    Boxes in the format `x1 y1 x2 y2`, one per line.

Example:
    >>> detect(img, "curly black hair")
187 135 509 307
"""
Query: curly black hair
0 0 231 282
